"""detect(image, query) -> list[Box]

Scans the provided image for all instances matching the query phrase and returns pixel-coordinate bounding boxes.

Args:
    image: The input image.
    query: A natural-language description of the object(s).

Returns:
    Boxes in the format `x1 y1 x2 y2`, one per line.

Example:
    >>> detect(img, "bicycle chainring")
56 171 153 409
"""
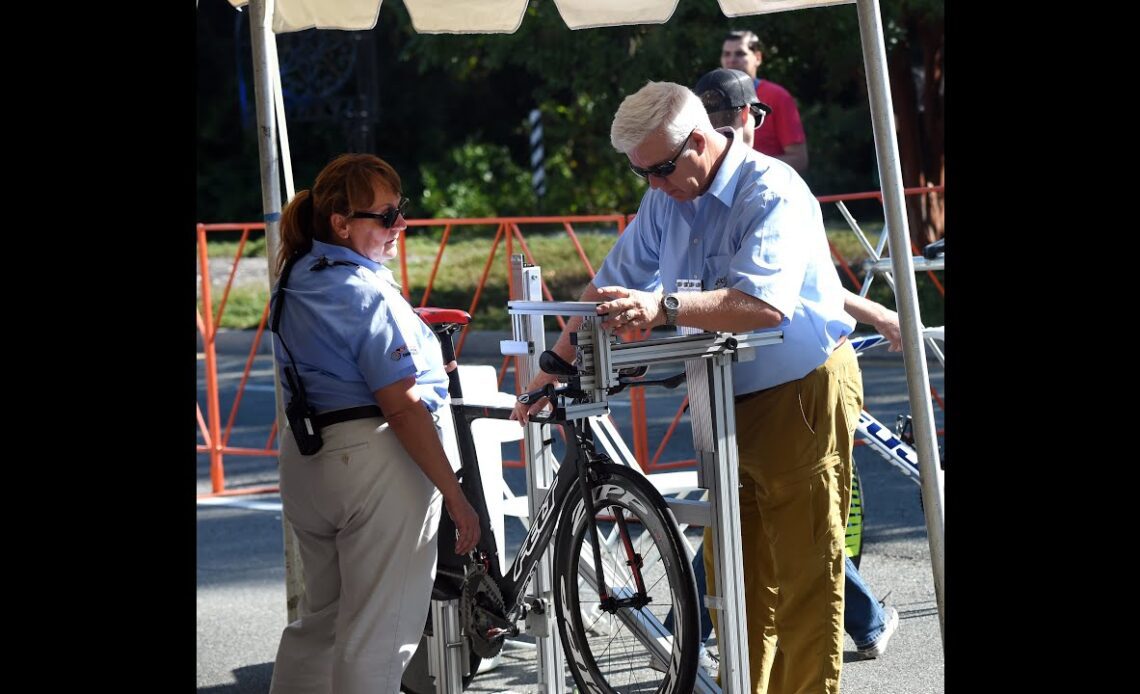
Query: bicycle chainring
459 564 509 659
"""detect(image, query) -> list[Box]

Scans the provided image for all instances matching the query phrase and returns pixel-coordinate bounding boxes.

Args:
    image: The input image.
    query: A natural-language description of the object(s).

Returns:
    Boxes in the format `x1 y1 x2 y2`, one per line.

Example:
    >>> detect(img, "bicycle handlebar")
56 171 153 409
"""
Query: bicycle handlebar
518 382 558 405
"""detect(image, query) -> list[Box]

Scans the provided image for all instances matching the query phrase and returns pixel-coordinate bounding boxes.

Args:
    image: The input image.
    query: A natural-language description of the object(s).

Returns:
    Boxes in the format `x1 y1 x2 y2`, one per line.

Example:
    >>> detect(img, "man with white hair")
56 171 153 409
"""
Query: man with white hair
693 66 902 663
514 80 863 693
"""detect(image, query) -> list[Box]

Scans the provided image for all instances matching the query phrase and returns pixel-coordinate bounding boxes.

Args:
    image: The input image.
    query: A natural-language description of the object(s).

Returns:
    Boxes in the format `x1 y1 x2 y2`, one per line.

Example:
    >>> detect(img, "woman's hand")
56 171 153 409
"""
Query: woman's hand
375 377 482 554
444 491 481 555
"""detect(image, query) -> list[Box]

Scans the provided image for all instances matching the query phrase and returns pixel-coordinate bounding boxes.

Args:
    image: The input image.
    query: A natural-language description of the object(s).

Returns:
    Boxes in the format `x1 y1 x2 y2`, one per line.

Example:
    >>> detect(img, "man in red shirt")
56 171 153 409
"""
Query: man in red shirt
720 29 809 174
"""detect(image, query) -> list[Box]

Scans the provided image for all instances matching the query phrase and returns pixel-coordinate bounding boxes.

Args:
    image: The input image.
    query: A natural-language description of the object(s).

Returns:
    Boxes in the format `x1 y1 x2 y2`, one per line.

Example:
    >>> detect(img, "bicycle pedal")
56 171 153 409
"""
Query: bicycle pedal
521 596 546 614
894 414 915 445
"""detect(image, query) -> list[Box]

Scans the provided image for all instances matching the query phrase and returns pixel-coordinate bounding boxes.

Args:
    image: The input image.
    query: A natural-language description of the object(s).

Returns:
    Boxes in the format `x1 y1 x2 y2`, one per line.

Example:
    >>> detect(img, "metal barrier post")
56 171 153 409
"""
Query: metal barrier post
197 225 225 494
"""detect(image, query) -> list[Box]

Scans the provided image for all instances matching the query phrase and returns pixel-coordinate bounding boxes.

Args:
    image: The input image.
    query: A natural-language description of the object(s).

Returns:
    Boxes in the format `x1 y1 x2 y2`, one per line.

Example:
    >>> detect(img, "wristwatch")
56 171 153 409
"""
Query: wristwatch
661 293 680 327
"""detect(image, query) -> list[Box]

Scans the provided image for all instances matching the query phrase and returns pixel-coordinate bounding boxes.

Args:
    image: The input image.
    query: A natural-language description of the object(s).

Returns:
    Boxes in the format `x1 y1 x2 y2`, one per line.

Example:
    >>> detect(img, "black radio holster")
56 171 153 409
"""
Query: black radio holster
272 252 327 456
284 366 323 455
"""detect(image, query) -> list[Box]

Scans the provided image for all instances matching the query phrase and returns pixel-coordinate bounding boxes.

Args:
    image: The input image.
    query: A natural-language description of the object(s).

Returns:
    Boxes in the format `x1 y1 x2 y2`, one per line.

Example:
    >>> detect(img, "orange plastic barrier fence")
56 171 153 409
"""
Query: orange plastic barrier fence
197 187 944 496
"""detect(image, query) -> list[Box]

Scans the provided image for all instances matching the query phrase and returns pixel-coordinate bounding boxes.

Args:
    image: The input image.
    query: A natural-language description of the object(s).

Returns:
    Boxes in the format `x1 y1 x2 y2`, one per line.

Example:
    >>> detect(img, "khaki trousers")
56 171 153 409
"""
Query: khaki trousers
270 414 445 694
706 342 863 694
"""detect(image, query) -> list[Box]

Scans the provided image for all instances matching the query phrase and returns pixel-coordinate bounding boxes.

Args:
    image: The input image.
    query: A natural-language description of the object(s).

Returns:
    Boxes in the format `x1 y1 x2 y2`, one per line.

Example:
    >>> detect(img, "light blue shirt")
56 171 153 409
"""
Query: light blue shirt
270 239 449 414
592 130 854 394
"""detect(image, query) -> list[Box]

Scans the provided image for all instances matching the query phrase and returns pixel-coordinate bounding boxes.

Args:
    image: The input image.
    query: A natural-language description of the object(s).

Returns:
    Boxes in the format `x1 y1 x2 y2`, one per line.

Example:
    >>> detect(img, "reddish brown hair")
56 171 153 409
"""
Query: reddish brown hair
276 153 402 273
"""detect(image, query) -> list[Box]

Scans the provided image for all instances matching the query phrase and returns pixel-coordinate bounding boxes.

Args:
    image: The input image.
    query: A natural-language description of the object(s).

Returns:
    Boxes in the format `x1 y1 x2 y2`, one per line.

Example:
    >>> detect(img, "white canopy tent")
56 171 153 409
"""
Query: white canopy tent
229 0 945 657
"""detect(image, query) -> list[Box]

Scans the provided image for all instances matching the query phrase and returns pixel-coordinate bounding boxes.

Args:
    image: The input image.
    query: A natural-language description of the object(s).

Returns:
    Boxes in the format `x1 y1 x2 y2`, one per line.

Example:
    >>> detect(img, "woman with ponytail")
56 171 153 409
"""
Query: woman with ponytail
267 153 480 693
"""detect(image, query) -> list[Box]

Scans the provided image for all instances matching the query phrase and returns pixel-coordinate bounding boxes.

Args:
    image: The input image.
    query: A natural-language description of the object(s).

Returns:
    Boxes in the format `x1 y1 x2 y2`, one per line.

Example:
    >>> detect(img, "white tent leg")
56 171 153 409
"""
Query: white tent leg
248 0 306 624
856 0 945 645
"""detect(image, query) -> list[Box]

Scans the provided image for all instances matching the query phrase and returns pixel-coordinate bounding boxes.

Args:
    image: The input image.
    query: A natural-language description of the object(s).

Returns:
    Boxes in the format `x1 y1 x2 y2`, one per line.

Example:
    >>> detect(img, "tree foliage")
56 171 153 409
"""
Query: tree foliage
419 142 535 218
197 0 944 245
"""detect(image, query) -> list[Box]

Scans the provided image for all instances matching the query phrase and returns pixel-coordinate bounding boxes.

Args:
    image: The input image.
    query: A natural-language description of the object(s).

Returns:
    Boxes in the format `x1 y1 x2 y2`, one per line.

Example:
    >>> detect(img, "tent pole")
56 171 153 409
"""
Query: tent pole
856 0 945 645
248 0 306 625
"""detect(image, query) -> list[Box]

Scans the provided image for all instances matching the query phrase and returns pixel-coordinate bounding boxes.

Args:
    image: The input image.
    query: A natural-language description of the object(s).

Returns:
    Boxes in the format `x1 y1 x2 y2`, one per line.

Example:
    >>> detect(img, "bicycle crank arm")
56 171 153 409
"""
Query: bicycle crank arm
472 606 515 634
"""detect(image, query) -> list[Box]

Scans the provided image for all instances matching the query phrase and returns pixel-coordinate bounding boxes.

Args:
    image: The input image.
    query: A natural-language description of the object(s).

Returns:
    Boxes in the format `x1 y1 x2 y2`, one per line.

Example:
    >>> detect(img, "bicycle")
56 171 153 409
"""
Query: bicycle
840 324 944 567
842 236 945 567
401 308 701 694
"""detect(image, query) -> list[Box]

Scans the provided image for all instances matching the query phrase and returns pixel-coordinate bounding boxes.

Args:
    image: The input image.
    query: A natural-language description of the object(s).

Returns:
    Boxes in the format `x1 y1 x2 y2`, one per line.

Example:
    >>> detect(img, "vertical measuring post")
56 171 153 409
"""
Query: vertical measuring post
678 279 751 693
509 255 567 693
429 599 467 694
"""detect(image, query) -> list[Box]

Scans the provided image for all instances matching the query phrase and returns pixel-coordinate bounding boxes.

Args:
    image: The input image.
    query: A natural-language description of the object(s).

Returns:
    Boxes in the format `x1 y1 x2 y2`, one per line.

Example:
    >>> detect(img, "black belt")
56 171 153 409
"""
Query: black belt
313 405 384 429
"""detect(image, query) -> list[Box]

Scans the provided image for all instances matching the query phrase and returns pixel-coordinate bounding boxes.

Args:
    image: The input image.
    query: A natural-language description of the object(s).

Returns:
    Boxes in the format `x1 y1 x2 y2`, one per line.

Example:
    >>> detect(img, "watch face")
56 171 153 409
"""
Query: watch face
665 295 680 309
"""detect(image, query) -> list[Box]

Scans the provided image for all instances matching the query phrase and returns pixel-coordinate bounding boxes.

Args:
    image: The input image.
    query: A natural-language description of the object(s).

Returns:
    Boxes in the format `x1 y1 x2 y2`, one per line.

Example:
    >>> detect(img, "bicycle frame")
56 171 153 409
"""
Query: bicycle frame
453 403 601 612
855 410 921 485
424 311 644 623
849 329 944 486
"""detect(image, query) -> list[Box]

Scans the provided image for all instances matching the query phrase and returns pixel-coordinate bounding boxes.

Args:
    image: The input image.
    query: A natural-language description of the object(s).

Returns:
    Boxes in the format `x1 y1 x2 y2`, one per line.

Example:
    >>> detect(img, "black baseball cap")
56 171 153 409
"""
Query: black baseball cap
693 68 771 125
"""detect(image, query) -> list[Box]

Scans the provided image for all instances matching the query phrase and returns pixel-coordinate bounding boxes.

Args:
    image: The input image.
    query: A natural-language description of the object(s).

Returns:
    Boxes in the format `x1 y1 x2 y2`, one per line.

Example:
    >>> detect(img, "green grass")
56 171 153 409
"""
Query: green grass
400 231 617 331
203 285 269 329
825 221 885 263
200 224 943 331
199 231 619 330
205 235 268 259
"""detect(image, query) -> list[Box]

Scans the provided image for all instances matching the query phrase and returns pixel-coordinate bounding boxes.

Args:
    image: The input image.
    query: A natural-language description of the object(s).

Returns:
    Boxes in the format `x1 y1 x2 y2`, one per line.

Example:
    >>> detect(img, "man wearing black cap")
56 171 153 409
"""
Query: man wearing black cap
694 67 771 150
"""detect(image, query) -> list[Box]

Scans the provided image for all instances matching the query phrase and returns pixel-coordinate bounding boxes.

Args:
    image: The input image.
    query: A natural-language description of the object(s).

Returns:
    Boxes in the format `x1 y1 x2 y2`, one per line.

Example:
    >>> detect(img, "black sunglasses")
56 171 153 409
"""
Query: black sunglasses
350 197 409 228
629 130 695 180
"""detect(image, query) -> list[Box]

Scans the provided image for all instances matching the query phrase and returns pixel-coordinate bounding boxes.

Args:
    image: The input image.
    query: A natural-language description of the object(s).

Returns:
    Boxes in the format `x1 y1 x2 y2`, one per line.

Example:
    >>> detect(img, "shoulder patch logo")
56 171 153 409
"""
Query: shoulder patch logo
390 345 410 361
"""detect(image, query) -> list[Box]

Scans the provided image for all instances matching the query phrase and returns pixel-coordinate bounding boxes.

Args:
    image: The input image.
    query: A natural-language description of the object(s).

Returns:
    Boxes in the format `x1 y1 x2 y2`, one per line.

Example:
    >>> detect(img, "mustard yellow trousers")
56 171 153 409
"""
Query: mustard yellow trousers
706 341 863 694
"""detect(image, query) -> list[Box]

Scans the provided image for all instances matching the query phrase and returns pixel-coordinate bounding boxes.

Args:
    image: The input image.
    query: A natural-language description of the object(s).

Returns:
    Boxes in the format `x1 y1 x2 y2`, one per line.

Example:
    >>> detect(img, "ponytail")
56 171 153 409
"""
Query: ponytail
277 190 315 274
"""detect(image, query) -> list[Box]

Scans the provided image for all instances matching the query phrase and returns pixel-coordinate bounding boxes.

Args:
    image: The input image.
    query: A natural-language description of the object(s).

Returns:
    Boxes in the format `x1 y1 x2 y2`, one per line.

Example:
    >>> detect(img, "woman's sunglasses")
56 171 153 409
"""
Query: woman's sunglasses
350 197 409 228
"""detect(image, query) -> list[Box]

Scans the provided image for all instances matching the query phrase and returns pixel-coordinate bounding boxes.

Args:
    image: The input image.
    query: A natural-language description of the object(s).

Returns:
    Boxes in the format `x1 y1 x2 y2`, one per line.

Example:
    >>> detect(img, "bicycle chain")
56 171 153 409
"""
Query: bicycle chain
459 562 509 659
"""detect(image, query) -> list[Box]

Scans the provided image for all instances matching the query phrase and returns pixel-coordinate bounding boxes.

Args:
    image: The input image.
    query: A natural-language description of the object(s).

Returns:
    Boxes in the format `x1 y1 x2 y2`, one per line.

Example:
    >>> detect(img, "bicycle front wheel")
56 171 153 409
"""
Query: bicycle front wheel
553 465 699 694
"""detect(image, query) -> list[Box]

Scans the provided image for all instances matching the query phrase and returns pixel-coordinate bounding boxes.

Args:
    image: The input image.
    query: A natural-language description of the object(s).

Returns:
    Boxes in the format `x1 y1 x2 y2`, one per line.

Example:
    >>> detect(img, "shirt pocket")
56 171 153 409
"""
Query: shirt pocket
702 254 734 291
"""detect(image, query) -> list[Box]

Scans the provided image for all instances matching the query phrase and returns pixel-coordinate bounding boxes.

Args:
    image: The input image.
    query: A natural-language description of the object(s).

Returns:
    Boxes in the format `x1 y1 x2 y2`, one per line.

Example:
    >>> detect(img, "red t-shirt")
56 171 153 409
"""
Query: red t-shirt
753 79 807 157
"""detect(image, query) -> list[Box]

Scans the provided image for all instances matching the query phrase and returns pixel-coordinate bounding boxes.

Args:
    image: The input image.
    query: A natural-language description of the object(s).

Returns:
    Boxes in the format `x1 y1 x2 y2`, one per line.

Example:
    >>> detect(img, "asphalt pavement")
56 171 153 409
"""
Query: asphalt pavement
197 329 945 693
